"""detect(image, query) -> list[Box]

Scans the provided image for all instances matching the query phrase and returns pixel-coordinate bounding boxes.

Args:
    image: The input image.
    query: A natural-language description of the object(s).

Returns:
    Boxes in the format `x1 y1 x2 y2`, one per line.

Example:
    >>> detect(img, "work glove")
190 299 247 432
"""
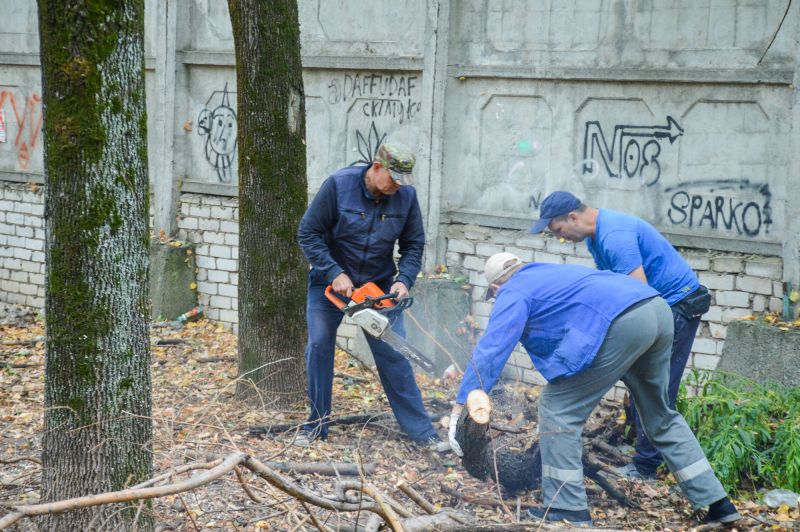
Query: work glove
448 413 463 457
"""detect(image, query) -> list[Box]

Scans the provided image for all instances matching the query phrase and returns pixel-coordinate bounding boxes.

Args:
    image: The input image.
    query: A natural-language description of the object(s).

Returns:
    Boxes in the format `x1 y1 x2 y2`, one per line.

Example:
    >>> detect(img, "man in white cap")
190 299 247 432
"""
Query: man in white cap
448 253 739 527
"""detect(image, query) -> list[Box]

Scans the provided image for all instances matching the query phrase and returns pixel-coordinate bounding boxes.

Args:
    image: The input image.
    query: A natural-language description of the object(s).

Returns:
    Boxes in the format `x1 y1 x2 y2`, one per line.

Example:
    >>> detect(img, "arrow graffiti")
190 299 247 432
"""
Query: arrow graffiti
582 115 684 187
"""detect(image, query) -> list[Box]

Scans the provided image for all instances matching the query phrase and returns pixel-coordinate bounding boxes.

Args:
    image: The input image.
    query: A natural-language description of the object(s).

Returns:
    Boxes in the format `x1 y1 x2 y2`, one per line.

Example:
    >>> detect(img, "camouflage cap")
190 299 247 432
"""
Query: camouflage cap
375 141 415 185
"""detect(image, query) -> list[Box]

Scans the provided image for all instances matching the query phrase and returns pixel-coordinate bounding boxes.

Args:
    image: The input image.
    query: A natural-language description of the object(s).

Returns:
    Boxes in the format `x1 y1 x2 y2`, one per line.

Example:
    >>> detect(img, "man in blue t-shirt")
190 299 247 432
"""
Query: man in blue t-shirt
530 191 710 480
447 253 738 527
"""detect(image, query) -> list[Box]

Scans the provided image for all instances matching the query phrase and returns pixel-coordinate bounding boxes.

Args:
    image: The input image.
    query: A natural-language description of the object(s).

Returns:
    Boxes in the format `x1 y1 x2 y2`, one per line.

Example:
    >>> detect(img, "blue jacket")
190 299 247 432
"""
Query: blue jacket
298 165 425 289
456 263 658 402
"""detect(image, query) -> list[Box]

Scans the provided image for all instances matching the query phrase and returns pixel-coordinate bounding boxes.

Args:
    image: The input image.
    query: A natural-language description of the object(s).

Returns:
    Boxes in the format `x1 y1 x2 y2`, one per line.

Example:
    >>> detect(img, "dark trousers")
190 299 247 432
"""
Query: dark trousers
631 309 701 474
303 280 436 441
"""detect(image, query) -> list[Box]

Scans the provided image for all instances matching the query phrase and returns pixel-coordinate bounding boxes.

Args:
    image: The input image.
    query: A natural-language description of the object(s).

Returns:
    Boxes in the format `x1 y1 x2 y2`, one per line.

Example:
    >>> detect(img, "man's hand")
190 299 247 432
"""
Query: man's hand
390 281 409 300
332 273 354 298
448 404 464 457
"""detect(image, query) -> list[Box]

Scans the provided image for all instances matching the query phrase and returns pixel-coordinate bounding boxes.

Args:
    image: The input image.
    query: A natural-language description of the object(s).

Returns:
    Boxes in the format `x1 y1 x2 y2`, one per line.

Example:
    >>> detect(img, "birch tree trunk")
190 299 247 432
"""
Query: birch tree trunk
37 1 152 530
228 0 307 405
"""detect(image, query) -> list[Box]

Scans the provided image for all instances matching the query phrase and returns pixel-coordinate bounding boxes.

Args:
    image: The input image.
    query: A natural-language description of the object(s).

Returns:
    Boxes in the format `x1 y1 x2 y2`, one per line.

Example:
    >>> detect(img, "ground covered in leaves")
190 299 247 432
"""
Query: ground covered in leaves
1 306 797 530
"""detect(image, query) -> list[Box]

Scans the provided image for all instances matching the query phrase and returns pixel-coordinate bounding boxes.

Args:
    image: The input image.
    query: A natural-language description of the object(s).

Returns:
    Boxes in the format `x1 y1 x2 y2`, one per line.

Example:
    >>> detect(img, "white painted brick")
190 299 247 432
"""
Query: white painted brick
5 292 26 305
565 256 596 268
197 293 210 306
736 275 773 295
709 323 727 339
0 247 12 258
34 229 44 239
231 297 238 311
26 295 43 308
204 307 219 320
201 196 221 207
216 258 238 272
715 291 750 308
222 198 238 208
23 215 42 228
210 206 234 219
31 251 44 263
773 282 783 298
180 202 192 216
698 272 734 290
0 234 5 245
683 253 710 271
471 285 487 301
185 231 202 244
0 223 14 235
3 188 22 201
180 217 199 230
693 337 718 354
4 258 21 270
445 251 462 268
472 301 493 318
203 231 225 244
693 353 720 370
218 284 237 298
475 315 489 329
744 260 782 280
208 245 231 259
224 233 238 246
469 270 487 287
196 281 218 295
15 225 33 237
712 257 743 273
7 236 25 248
220 221 238 233
19 284 37 296
6 213 24 225
10 271 28 282
218 310 237 325
208 270 229 283
475 243 504 257
515 234 546 250
768 297 783 313
196 256 216 271
545 239 576 255
0 268 8 279
447 239 474 254
188 204 211 218
210 295 232 309
199 218 220 231
230 247 238 260
25 238 43 251
196 269 207 281
15 202 32 214
13 248 32 261
503 247 534 262
0 200 13 211
230 273 239 285
722 308 753 323
463 255 484 271
752 295 766 312
1 280 20 292
31 203 44 216
533 251 563 264
29 273 44 285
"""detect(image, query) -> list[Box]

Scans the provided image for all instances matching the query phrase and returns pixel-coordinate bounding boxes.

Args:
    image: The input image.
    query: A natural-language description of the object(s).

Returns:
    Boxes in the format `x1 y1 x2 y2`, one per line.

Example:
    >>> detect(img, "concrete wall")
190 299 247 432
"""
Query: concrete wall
2 1 799 383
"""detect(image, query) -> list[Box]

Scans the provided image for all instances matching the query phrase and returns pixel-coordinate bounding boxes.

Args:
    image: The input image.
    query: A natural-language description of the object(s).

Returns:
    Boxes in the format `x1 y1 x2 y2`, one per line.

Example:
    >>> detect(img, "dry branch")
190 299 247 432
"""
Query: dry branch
264 461 375 476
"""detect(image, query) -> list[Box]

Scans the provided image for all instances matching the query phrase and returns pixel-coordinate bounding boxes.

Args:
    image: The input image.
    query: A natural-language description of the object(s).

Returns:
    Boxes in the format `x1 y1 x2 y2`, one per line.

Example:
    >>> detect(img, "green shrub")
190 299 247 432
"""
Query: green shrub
677 370 800 494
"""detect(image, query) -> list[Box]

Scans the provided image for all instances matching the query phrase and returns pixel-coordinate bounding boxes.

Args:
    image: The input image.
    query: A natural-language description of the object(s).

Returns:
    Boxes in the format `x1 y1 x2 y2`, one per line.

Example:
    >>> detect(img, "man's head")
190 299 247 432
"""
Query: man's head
484 252 523 300
529 191 592 242
369 141 415 196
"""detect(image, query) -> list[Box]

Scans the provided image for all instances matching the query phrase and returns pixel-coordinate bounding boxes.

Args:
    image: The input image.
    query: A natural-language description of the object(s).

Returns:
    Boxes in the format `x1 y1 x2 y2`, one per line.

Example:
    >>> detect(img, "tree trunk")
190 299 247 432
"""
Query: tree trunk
37 1 152 530
228 0 307 405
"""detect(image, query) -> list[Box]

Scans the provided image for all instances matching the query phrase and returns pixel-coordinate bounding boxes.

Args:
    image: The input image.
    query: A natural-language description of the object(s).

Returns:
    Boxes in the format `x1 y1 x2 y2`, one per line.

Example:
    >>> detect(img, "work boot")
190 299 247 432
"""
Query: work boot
702 497 741 525
292 429 318 448
614 462 657 481
416 433 450 453
527 506 593 527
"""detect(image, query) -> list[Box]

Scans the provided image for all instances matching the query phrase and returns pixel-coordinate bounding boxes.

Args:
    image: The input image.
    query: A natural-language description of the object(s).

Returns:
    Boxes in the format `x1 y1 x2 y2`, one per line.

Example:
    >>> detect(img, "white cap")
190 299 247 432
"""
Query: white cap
484 252 522 299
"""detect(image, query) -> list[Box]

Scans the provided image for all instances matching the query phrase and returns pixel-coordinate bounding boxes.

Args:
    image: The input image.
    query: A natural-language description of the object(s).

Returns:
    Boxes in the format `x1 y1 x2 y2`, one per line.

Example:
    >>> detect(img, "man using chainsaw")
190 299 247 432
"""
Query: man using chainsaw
448 253 740 527
529 191 711 481
297 140 444 449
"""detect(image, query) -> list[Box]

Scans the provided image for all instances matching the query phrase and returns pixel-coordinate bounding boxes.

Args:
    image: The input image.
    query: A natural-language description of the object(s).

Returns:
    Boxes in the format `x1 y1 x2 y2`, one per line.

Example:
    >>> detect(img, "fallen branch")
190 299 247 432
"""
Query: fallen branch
0 456 42 466
249 412 393 435
264 461 375 477
0 337 43 346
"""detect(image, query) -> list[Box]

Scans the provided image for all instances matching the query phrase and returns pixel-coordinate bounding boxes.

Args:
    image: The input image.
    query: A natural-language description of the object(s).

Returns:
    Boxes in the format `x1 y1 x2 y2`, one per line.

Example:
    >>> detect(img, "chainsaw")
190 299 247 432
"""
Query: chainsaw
324 282 435 373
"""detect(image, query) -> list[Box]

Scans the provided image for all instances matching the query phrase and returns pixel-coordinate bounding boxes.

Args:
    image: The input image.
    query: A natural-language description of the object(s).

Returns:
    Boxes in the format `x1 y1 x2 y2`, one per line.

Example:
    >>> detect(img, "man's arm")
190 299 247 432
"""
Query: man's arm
297 177 345 284
602 230 647 282
455 293 528 404
628 265 648 284
394 191 425 290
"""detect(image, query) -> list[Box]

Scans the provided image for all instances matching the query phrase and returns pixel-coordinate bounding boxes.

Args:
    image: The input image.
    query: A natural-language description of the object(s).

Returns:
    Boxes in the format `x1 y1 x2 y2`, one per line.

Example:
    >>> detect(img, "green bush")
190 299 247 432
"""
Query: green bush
677 370 800 494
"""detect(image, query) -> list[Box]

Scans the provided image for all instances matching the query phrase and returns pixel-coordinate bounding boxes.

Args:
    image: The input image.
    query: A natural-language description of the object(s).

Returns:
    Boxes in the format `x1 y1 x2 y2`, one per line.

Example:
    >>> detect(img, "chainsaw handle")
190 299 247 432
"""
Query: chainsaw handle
324 285 349 310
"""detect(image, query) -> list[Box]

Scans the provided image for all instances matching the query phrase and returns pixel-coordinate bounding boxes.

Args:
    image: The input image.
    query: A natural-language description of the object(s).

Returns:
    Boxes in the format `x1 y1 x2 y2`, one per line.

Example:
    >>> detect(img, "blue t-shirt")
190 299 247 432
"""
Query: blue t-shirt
586 209 698 306
456 263 658 401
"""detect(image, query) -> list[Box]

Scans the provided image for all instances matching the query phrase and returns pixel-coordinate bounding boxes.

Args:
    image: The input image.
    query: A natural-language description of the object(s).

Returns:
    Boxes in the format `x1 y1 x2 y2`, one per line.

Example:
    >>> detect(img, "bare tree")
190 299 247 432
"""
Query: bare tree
228 0 307 405
37 1 152 530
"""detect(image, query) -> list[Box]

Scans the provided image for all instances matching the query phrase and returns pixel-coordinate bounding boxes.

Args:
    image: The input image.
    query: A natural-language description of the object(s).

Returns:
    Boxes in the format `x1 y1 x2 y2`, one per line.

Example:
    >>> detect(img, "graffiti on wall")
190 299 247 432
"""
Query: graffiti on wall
582 116 683 187
0 89 43 170
665 179 773 237
327 73 421 124
198 83 237 183
350 121 387 166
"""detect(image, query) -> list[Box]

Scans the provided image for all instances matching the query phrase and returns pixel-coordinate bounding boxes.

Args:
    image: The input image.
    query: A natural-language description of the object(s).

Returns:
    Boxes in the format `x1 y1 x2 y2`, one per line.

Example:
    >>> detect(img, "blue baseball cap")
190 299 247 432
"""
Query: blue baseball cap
529 191 582 233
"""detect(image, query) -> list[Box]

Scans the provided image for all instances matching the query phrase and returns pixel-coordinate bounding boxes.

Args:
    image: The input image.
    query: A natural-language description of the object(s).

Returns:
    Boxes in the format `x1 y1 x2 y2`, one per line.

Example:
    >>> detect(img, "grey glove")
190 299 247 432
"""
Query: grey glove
448 413 463 457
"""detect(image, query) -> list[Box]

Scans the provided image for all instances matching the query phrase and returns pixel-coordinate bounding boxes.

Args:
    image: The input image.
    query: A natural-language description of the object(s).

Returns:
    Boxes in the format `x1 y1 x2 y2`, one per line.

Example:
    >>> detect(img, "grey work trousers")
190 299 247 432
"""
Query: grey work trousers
538 297 727 511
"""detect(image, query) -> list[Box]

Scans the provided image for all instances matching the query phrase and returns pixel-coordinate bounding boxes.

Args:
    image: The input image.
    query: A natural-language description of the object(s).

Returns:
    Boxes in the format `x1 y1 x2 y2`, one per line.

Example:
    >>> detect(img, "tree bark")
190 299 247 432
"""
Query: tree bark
36 1 152 530
228 0 307 405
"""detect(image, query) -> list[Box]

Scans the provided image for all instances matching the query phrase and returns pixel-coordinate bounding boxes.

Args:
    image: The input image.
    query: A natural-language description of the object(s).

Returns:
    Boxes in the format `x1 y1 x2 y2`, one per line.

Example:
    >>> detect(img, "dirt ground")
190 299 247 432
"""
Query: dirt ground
0 306 795 530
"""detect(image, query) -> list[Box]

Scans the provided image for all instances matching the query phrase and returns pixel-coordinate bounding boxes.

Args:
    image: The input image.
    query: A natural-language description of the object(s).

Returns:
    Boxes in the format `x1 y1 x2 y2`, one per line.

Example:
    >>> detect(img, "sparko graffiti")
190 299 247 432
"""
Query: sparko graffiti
582 116 683 187
665 179 773 237
0 89 43 170
198 83 237 183
350 121 386 166
327 73 421 124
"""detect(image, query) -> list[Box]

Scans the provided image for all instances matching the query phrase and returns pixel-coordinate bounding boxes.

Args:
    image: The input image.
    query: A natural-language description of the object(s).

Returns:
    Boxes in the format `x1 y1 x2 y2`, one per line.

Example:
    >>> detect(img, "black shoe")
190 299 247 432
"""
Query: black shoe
527 506 593 527
702 497 741 525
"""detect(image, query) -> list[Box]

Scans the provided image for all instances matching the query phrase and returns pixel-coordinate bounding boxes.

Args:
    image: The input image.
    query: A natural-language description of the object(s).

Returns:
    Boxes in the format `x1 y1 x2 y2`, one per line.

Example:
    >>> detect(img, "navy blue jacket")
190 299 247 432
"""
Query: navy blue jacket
298 165 425 289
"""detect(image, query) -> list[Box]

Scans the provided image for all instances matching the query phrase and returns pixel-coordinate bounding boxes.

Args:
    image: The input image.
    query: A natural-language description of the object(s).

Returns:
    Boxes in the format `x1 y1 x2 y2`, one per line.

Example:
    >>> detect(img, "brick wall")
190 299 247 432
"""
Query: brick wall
443 223 784 399
0 182 45 309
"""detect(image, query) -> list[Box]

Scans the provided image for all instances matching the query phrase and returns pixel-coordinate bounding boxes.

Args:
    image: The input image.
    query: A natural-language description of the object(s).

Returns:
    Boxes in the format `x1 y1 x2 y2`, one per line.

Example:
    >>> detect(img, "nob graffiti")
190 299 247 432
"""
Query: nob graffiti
198 83 237 183
665 179 772 237
582 116 683 186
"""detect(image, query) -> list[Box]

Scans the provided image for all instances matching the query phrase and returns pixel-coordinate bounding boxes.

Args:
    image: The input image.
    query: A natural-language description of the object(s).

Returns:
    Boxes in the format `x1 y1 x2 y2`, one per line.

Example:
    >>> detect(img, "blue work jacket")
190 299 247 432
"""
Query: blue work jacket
298 165 425 289
456 263 658 402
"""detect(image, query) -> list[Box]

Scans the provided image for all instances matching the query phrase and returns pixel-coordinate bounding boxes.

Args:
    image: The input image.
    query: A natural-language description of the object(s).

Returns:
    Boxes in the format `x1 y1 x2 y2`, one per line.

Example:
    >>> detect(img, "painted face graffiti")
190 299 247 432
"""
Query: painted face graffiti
198 83 237 183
